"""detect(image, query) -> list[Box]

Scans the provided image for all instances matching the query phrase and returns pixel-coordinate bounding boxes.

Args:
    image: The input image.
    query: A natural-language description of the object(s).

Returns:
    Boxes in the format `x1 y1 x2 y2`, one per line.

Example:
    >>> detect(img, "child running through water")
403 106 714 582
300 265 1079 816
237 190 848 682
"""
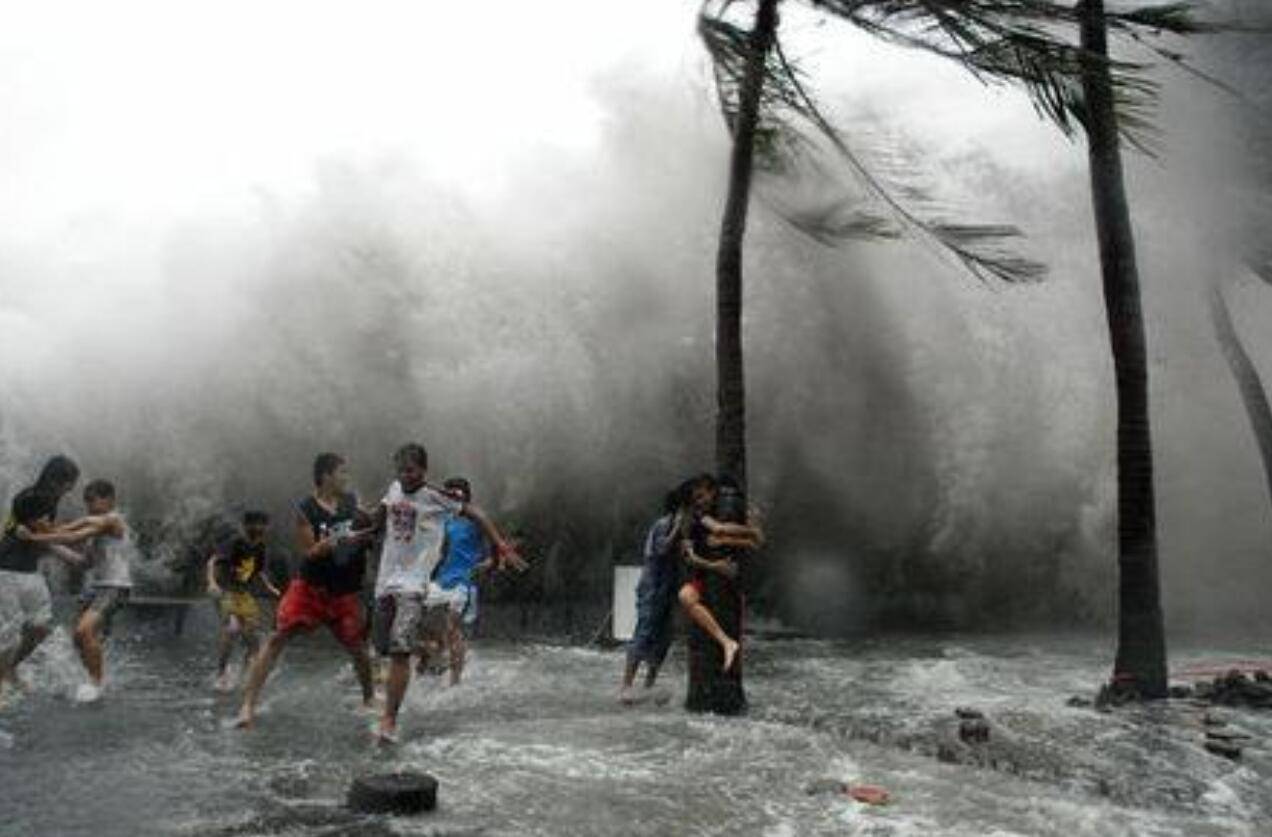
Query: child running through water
207 510 280 692
67 480 134 702
3 477 133 702
0 477 85 703
425 476 527 685
369 444 520 743
236 453 378 729
678 475 764 674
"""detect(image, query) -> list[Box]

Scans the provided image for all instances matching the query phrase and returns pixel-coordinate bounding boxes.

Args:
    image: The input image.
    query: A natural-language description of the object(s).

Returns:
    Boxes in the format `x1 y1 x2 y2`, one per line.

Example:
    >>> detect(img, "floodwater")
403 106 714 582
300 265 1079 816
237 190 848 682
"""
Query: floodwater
1 604 1269 836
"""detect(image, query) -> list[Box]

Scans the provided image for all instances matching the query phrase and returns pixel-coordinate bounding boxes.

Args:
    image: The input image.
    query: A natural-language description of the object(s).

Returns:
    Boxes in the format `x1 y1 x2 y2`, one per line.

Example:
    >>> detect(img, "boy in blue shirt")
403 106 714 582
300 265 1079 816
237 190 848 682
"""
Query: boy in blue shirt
428 477 525 685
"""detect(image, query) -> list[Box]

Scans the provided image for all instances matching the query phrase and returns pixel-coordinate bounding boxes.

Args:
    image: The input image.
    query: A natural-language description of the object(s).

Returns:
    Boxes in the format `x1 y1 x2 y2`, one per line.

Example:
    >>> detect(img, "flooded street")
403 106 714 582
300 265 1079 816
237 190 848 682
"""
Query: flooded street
2 608 1269 836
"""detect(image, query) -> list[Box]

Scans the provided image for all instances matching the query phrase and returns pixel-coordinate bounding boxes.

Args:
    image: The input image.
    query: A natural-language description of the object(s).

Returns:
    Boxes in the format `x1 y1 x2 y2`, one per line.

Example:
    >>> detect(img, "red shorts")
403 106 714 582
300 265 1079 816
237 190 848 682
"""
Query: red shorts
276 578 366 650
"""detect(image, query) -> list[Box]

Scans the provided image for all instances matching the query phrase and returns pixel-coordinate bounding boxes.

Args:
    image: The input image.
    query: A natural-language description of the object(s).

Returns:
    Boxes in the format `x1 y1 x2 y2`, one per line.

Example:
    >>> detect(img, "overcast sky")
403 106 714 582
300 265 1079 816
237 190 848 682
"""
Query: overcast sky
0 0 1073 254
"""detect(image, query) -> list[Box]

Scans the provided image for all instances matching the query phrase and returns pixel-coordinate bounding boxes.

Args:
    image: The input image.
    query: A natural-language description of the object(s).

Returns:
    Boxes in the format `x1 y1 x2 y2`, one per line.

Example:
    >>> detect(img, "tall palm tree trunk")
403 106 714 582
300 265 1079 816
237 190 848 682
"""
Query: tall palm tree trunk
687 0 779 716
1208 277 1272 505
1079 0 1167 698
715 0 779 490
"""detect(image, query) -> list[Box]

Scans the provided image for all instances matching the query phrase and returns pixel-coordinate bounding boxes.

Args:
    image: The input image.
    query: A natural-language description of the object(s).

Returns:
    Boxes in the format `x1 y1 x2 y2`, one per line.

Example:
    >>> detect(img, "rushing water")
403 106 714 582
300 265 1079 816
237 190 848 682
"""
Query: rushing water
1 603 1269 837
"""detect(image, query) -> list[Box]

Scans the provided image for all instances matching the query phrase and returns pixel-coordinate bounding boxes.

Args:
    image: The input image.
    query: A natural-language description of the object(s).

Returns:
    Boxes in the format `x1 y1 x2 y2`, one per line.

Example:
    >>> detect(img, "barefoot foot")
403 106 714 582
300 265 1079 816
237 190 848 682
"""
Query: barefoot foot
74 682 102 704
722 639 740 673
374 717 398 745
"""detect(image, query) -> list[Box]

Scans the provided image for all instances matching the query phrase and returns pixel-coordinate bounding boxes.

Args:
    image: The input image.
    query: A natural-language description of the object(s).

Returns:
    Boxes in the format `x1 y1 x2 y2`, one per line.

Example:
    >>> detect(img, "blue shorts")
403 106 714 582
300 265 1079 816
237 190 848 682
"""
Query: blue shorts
627 579 676 668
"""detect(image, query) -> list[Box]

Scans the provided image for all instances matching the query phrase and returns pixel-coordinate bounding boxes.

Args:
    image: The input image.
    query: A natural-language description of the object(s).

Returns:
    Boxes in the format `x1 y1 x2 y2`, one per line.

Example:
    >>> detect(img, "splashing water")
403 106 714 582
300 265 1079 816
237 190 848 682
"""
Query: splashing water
1 603 1269 836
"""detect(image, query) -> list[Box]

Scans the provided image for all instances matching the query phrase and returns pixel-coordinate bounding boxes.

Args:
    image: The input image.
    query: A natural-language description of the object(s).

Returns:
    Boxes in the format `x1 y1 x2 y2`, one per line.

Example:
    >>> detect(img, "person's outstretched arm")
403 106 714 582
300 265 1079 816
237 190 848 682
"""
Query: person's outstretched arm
19 514 118 546
259 573 282 598
460 503 525 571
206 554 223 596
700 515 764 549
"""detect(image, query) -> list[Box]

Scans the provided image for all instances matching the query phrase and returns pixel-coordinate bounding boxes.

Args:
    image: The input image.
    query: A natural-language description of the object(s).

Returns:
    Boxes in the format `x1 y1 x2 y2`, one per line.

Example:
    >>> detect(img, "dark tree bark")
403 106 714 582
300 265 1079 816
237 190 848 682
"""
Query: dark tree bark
1208 276 1272 506
688 0 779 716
715 0 779 490
686 484 749 715
1079 0 1168 698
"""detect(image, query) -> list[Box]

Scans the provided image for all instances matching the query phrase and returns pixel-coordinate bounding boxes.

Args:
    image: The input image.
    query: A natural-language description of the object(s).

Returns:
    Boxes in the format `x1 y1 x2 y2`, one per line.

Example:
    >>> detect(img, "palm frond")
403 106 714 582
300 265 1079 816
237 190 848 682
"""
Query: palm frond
701 3 1049 284
806 1 1235 153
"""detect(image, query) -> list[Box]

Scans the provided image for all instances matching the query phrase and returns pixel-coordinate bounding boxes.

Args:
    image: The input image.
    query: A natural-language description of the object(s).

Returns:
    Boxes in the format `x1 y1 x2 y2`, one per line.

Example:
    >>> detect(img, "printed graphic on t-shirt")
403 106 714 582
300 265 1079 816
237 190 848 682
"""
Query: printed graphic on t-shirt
234 555 257 584
389 502 418 543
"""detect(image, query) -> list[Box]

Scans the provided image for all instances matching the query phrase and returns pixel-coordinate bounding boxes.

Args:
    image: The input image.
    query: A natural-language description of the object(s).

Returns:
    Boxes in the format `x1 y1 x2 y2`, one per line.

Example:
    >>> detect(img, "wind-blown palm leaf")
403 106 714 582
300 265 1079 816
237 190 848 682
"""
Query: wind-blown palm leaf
700 0 1239 282
806 1 1225 151
701 0 1049 283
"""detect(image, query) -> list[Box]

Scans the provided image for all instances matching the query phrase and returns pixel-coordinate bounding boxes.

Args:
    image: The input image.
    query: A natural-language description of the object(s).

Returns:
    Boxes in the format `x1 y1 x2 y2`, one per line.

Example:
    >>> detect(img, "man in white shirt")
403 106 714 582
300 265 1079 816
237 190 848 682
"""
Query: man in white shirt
368 442 520 743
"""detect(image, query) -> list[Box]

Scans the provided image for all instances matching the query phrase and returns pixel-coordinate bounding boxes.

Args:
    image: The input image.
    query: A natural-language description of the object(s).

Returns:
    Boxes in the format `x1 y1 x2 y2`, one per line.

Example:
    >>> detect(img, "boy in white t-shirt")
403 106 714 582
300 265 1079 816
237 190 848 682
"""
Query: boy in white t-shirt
368 442 520 743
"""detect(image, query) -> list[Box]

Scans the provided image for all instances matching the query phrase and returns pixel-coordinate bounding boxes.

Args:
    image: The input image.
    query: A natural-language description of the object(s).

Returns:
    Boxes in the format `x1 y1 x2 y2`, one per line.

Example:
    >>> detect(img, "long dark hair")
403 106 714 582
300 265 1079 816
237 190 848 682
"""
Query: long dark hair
35 455 80 495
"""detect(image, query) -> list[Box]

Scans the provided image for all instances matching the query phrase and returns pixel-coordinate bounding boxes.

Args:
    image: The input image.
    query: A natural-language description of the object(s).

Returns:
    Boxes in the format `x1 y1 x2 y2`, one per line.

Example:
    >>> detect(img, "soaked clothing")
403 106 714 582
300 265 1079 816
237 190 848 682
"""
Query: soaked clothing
683 513 715 596
374 481 463 597
0 531 45 575
275 577 365 650
218 591 263 630
84 516 134 590
0 484 58 575
78 585 129 634
440 581 478 627
435 516 487 627
627 513 684 668
371 580 463 651
0 570 53 648
213 537 269 631
214 537 266 594
2 488 59 542
0 512 56 647
295 493 369 595
436 517 485 589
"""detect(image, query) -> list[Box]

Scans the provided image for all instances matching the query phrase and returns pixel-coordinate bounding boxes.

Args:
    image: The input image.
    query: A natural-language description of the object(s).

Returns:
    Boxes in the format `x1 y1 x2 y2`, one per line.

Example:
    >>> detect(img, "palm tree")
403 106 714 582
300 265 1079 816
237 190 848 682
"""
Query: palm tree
713 0 780 489
1076 0 1166 697
698 1 1220 702
1208 268 1272 512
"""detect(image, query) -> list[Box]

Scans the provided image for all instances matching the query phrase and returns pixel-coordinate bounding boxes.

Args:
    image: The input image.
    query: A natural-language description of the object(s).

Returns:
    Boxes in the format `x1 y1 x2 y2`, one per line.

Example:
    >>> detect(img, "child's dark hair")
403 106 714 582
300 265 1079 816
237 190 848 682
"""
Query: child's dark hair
243 510 270 526
394 443 428 471
83 479 115 502
688 473 717 493
312 452 344 487
36 455 80 493
11 487 55 526
666 473 716 514
443 476 471 502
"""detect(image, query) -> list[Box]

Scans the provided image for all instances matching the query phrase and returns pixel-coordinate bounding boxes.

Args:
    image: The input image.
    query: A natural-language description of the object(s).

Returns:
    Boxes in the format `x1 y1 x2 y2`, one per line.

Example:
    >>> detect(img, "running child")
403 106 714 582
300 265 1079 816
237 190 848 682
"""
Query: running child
369 444 520 743
425 476 526 686
65 479 135 702
7 479 137 701
0 487 84 701
236 453 378 728
207 510 281 692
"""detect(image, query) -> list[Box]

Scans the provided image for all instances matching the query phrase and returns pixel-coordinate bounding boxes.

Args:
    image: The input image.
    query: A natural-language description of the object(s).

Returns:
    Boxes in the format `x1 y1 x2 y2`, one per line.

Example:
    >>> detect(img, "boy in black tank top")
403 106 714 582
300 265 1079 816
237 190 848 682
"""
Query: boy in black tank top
236 453 378 729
